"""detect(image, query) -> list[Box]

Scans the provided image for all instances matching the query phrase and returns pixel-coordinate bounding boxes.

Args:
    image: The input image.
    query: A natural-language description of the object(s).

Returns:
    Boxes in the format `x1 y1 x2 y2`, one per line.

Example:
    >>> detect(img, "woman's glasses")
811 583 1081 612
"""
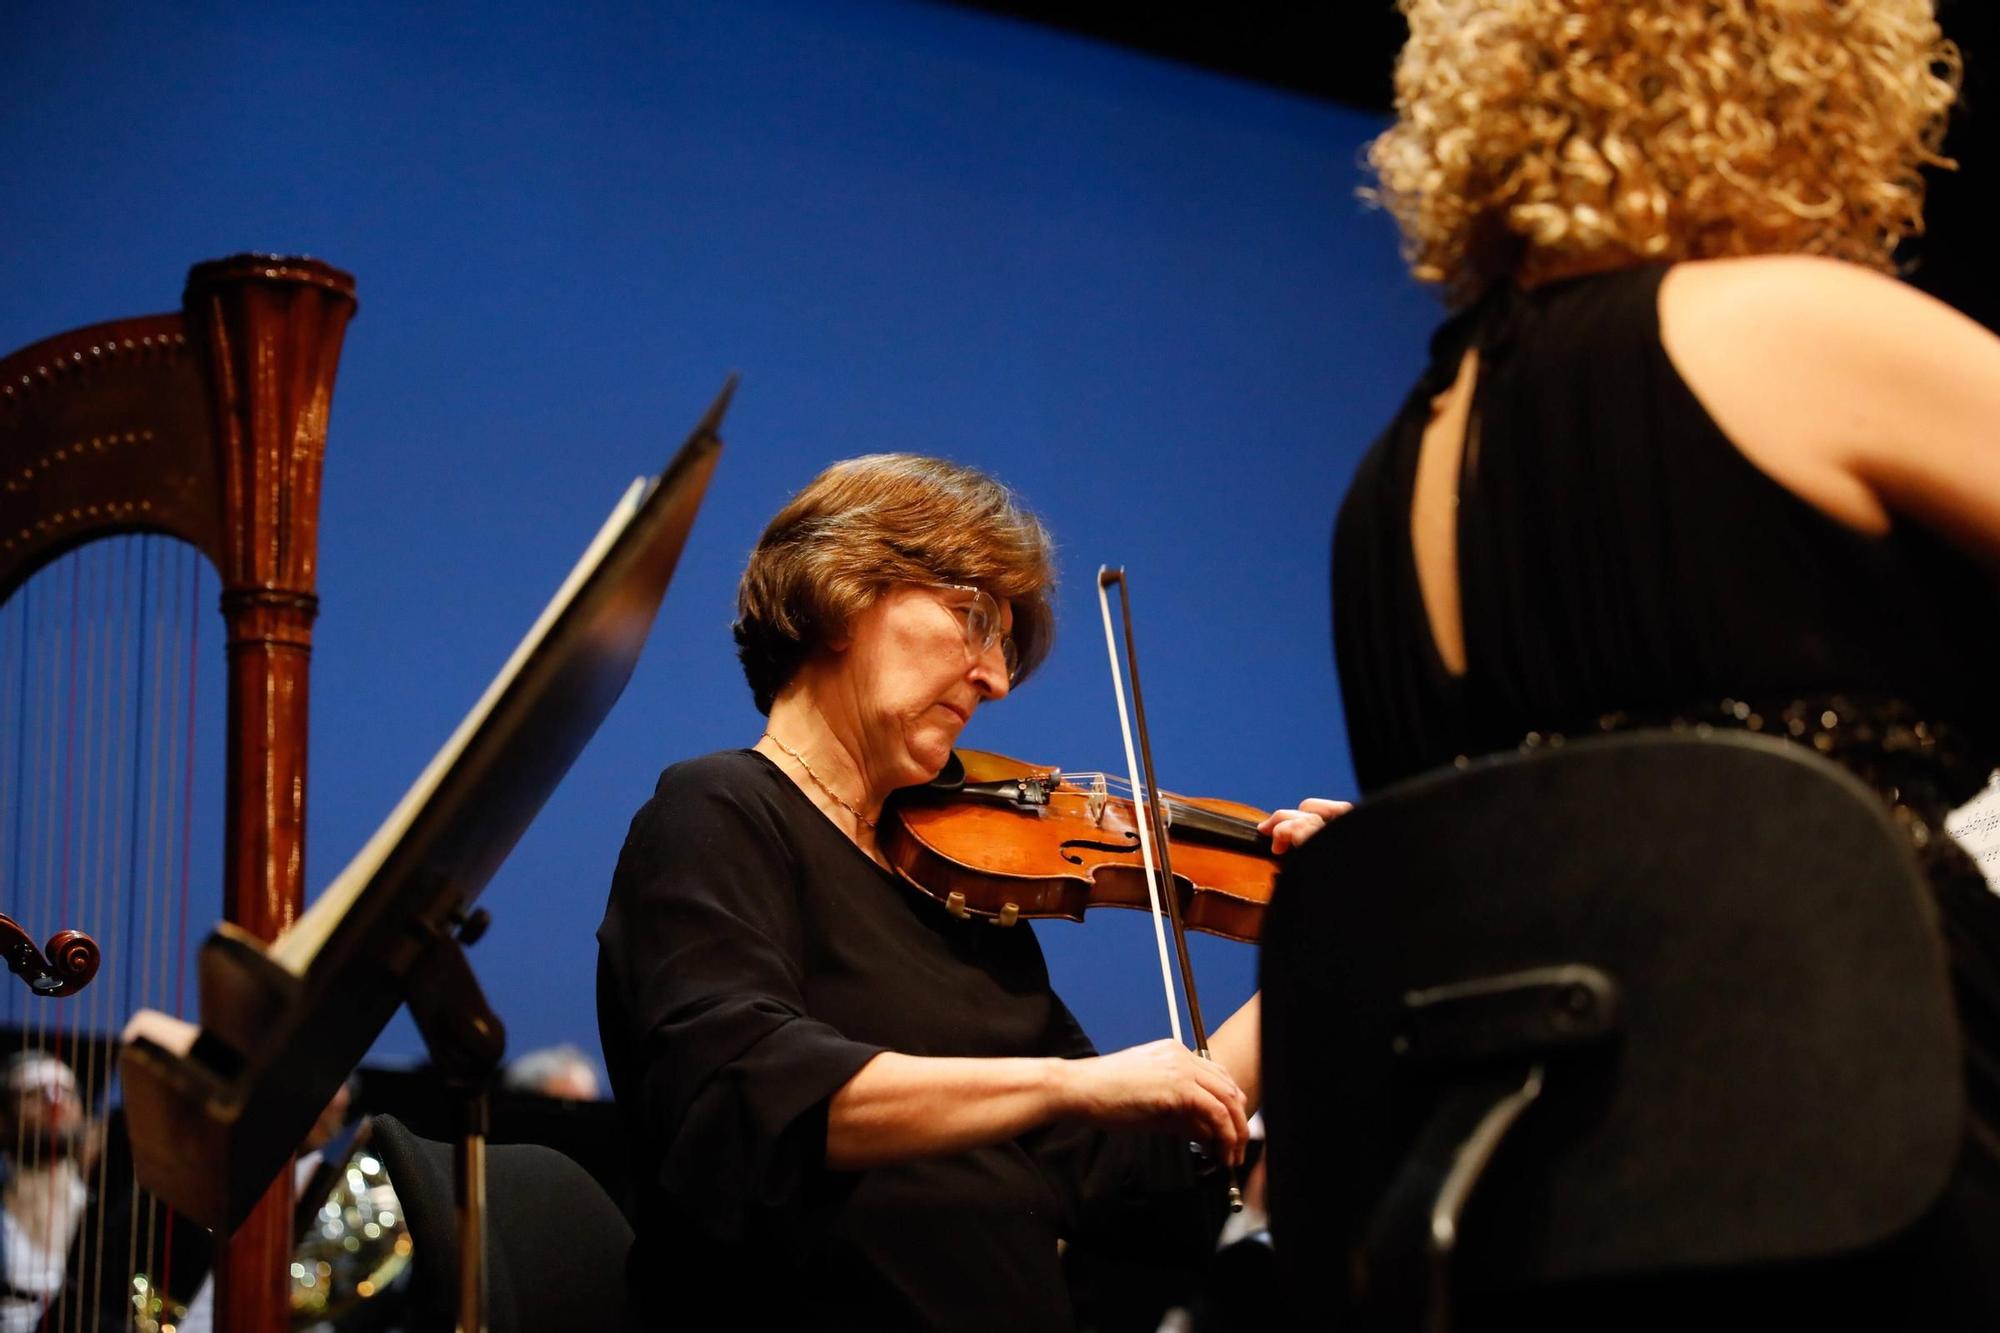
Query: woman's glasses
918 582 1020 683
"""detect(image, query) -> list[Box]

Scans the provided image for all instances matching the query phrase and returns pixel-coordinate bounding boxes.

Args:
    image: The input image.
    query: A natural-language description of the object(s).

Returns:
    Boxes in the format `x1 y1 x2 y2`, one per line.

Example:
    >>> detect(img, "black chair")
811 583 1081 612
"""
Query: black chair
1262 731 1962 1328
369 1113 636 1333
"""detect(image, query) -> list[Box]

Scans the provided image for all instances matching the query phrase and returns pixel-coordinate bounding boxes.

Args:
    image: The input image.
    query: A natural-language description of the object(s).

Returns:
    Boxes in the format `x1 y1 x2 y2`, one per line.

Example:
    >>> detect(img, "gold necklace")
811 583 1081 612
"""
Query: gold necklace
763 733 876 830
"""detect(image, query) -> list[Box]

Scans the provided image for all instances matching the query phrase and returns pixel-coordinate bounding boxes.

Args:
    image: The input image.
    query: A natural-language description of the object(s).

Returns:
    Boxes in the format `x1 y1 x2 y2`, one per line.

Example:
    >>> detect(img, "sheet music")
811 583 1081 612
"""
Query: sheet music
1946 771 2000 898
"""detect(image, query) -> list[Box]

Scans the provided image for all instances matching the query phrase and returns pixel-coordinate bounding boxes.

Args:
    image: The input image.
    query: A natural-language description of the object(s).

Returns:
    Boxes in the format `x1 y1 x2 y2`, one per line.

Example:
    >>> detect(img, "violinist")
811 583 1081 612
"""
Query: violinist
596 454 1267 1330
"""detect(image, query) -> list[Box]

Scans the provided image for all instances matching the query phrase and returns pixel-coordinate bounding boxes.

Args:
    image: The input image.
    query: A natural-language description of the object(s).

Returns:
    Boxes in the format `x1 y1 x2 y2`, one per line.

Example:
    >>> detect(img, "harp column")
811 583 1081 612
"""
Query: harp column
185 255 357 1333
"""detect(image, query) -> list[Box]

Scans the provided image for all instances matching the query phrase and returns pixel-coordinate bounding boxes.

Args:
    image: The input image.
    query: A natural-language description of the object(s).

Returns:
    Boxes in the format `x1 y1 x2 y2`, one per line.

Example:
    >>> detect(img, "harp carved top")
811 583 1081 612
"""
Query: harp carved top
184 252 358 305
183 254 356 599
0 312 221 598
1 321 193 407
0 256 358 605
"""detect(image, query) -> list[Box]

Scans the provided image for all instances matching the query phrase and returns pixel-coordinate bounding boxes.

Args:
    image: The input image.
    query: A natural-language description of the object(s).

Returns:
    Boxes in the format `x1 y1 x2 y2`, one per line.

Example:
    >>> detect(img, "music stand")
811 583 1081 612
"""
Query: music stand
120 378 733 1333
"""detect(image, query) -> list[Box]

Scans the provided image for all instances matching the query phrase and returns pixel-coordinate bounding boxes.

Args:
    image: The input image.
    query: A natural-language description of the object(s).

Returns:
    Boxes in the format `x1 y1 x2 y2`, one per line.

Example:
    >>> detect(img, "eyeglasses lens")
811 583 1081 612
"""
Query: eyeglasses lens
935 583 1019 682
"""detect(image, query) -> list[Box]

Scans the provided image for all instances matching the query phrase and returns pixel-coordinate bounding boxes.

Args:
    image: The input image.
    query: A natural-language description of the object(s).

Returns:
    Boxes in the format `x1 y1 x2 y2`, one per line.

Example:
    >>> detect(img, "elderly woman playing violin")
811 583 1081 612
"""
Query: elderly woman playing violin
597 454 1292 1330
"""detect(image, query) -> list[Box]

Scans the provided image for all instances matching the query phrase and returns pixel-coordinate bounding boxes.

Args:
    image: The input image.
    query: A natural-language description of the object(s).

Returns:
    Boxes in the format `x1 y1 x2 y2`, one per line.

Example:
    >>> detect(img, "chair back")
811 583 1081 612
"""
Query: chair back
1261 731 1961 1314
370 1113 636 1333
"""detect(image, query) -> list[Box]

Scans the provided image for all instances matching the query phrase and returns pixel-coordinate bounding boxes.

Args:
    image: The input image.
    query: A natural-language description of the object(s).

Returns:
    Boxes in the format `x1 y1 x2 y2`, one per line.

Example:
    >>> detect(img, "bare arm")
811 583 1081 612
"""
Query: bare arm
1204 992 1261 1116
826 1053 1066 1169
827 1040 1250 1171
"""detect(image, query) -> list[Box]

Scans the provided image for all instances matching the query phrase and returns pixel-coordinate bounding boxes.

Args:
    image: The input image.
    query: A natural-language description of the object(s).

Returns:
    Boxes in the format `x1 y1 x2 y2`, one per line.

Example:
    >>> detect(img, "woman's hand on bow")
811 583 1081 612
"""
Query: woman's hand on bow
1056 1038 1251 1166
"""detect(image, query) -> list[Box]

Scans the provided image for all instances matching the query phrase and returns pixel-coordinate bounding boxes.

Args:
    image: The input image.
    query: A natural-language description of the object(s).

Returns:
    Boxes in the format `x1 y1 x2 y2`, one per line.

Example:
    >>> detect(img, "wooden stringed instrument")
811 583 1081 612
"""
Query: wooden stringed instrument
882 747 1277 943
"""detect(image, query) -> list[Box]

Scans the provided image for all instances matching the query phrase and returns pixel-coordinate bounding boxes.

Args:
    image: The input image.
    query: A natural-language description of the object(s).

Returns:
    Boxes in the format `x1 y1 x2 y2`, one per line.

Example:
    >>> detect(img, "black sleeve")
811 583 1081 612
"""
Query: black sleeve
596 761 884 1249
1027 995 1232 1263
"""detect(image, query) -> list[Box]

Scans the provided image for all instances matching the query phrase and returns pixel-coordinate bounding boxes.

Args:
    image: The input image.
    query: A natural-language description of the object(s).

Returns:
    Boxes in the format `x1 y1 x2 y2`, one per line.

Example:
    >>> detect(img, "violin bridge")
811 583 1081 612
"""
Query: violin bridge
1087 774 1107 826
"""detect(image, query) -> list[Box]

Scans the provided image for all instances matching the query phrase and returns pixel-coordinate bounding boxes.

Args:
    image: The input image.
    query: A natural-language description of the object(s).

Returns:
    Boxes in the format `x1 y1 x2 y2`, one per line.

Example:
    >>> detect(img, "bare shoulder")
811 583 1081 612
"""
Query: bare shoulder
1660 254 1978 366
1658 255 2000 557
1657 255 2000 542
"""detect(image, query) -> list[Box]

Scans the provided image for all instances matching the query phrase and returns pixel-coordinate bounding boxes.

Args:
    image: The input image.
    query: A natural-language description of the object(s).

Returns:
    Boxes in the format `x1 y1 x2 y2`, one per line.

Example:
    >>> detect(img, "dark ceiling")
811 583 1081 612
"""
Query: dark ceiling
948 3 1994 330
955 4 1404 112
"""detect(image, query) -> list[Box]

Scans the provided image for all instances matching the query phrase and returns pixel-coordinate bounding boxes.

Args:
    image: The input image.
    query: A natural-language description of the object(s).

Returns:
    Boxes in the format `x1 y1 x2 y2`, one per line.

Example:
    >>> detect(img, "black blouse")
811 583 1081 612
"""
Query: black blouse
1334 263 2000 798
596 750 1223 1330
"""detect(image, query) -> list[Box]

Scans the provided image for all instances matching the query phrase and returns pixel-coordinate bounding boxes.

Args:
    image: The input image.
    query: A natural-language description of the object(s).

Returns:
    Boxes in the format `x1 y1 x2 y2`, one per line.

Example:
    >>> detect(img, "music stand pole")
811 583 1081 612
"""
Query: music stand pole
404 906 506 1333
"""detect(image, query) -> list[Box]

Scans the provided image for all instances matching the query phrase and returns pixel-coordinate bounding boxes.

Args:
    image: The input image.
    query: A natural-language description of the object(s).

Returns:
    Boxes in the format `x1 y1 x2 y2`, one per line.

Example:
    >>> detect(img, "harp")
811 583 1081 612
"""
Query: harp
0 254 356 1332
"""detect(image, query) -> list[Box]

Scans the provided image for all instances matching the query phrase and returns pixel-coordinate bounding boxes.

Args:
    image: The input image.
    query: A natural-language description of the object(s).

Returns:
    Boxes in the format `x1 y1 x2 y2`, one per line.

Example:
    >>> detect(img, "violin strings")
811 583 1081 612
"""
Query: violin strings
1048 770 1265 835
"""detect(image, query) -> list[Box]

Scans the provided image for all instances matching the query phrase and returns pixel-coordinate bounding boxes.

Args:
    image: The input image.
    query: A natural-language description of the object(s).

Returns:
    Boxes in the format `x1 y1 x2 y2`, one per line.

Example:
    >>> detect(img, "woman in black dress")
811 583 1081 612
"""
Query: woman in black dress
597 454 1266 1329
1317 0 2000 1321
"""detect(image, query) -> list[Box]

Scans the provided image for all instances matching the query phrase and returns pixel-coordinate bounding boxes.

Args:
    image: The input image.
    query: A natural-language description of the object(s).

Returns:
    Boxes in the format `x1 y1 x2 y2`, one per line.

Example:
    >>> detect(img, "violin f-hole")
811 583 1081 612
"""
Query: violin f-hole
1059 831 1142 865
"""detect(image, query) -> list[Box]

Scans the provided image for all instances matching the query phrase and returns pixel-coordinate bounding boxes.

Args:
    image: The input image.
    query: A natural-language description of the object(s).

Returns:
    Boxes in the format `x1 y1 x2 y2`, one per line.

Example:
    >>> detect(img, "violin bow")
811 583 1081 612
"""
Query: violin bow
1095 567 1191 1049
1097 568 1241 1210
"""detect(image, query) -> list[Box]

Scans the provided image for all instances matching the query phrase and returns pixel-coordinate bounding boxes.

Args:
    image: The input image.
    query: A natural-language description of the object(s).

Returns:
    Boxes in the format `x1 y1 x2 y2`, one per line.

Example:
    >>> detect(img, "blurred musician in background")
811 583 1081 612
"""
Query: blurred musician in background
501 1044 603 1101
0 1053 96 1333
177 1077 372 1333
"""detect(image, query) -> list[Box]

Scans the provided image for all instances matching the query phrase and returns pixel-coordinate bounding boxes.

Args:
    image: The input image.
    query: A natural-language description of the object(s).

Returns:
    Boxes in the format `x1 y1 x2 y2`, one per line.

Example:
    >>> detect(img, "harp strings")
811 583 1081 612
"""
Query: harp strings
78 539 135 1333
2 536 210 1332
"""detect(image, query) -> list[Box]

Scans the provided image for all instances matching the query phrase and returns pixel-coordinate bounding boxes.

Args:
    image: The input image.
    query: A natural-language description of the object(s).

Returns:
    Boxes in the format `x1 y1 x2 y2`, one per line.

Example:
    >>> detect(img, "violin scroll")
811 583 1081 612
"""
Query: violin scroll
1 913 102 997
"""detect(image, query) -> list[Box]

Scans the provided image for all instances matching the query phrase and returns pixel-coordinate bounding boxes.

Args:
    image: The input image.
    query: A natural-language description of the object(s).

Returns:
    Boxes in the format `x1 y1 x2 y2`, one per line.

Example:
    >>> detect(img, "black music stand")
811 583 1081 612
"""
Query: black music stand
120 378 733 1333
1261 731 1961 1328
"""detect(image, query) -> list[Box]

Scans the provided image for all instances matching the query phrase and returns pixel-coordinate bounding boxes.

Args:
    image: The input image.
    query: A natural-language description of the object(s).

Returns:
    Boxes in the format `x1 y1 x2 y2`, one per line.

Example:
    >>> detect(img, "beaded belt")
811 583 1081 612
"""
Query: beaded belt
1481 692 1995 869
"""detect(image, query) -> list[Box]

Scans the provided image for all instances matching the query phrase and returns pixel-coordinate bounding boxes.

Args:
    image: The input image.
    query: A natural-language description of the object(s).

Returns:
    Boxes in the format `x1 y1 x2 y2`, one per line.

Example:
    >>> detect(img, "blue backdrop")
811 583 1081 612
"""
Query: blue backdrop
0 0 1439 1066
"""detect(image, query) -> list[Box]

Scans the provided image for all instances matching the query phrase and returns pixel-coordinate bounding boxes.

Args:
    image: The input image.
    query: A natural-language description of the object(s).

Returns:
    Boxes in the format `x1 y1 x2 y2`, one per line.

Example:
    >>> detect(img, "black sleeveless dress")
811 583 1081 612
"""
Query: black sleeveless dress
1332 263 2000 1321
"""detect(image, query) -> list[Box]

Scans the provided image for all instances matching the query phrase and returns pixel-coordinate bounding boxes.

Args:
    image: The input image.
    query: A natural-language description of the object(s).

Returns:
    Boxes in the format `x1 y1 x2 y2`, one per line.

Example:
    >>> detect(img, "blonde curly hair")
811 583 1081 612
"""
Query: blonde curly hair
1368 0 1960 303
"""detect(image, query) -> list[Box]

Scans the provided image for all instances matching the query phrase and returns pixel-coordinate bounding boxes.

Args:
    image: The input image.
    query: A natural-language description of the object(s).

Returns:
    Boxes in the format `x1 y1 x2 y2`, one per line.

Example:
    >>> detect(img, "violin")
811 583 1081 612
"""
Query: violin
881 749 1279 943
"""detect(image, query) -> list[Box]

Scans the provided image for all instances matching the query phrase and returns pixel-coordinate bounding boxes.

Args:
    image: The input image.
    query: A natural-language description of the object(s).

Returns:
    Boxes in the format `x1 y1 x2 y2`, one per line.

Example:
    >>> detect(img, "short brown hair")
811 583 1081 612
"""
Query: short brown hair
733 455 1056 713
1369 0 1960 303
